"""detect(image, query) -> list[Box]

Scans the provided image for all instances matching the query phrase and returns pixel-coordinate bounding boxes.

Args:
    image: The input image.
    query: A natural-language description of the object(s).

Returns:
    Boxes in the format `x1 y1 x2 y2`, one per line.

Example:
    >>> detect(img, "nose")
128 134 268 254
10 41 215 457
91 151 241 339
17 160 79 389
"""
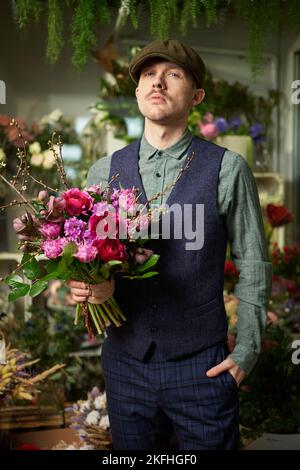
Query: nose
152 73 166 90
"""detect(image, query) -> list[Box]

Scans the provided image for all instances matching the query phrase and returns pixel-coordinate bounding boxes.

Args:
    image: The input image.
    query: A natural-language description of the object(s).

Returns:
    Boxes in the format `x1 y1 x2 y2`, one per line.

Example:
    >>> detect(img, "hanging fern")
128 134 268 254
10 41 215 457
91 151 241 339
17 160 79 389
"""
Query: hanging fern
200 0 220 27
148 0 178 39
14 0 42 28
10 0 300 77
180 0 199 35
47 0 64 64
129 0 139 29
234 0 280 78
95 0 111 25
70 0 97 69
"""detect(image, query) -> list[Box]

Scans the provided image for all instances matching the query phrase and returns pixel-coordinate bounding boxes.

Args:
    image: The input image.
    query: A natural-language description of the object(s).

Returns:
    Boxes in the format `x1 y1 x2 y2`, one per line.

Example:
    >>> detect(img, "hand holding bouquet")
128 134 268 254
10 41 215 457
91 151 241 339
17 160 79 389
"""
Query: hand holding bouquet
0 121 159 339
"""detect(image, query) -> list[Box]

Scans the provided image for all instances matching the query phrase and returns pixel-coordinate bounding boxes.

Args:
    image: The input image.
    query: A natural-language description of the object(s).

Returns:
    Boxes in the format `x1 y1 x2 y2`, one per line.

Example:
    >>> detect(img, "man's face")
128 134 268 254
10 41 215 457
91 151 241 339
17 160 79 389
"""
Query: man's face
135 58 205 124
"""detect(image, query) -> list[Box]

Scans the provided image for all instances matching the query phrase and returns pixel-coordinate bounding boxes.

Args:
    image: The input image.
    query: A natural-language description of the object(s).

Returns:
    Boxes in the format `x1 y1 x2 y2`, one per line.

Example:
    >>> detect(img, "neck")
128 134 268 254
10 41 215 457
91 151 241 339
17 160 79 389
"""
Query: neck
143 118 188 149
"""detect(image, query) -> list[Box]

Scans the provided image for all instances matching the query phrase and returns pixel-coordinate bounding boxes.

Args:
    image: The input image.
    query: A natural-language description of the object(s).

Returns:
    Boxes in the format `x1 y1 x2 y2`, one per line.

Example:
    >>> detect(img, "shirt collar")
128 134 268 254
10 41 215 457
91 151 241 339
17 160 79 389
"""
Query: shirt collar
140 129 193 161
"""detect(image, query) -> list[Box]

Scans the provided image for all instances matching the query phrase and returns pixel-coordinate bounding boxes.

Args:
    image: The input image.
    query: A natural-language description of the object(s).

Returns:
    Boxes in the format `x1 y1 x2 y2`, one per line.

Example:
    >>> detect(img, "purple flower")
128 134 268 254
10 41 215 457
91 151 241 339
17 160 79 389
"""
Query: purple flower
83 229 95 244
229 116 242 131
92 202 110 216
249 123 264 144
215 117 229 133
42 238 63 259
111 189 138 215
74 242 98 263
64 217 87 242
39 222 61 239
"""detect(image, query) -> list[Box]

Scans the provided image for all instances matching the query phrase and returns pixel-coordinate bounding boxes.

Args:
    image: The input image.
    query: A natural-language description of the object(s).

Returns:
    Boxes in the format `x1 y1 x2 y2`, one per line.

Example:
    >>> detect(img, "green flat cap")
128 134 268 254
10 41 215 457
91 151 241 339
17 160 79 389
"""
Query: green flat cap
129 39 206 88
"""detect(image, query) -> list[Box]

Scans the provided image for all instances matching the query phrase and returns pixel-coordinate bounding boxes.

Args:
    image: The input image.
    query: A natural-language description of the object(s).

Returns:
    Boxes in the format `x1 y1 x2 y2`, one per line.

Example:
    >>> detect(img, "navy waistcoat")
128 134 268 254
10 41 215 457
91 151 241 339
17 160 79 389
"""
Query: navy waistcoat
107 135 228 361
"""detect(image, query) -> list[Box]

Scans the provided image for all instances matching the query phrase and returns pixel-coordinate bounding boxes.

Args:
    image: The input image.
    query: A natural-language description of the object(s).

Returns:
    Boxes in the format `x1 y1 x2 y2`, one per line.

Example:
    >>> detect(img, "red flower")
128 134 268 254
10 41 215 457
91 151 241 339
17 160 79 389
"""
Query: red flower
93 238 127 263
0 114 11 127
17 443 41 450
266 204 293 227
224 260 239 277
62 188 93 216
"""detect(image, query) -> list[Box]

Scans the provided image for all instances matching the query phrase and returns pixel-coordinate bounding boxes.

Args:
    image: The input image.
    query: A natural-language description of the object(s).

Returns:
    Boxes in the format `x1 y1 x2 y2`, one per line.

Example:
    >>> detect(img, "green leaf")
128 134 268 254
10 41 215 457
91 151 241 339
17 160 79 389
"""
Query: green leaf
29 280 48 298
45 259 59 273
57 258 67 274
23 256 42 280
62 242 78 266
135 254 160 272
5 274 24 287
140 271 159 279
8 284 30 301
37 271 59 282
123 271 159 280
106 260 123 267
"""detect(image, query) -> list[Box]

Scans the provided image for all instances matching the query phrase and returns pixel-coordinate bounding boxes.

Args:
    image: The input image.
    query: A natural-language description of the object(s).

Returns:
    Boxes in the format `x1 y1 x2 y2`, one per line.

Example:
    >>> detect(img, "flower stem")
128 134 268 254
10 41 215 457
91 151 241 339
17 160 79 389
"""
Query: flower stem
88 303 103 335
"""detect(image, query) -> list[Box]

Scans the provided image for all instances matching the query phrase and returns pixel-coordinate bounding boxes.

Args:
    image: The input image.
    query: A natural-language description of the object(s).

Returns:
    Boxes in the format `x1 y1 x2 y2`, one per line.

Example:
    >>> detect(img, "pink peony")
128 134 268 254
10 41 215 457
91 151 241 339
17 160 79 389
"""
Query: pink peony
41 238 63 259
39 222 61 239
74 243 98 263
62 188 93 216
199 122 219 139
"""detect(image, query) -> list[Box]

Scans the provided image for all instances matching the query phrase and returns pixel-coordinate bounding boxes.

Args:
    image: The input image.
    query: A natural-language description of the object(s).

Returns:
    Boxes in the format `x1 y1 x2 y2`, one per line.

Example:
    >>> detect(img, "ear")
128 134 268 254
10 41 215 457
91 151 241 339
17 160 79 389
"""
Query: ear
191 88 205 107
135 87 139 98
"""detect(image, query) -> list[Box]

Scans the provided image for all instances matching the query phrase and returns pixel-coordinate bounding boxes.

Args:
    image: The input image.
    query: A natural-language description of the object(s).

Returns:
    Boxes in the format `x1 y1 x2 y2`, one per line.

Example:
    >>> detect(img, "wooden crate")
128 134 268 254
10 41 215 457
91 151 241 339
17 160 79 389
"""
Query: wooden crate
0 405 65 430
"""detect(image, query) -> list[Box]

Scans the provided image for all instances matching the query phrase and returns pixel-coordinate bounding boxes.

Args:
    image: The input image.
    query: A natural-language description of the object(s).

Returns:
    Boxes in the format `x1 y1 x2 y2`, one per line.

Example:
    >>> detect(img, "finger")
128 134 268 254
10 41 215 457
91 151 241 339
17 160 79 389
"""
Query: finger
206 362 229 377
73 295 89 303
90 282 114 294
71 287 90 296
67 280 87 289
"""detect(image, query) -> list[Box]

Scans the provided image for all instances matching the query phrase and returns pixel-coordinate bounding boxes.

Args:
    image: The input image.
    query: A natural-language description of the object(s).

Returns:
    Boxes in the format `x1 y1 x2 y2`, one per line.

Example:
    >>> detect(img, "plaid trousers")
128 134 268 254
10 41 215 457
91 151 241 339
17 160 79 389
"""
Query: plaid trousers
101 338 239 450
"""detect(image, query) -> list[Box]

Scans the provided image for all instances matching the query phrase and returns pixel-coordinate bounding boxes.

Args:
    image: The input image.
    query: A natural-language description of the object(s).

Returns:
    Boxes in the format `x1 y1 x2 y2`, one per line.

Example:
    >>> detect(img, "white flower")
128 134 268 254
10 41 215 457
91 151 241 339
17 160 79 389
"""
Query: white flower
85 410 100 425
80 444 94 450
94 393 107 410
30 153 44 167
42 150 56 169
0 148 6 162
29 141 41 154
99 414 110 430
79 400 91 413
41 109 63 125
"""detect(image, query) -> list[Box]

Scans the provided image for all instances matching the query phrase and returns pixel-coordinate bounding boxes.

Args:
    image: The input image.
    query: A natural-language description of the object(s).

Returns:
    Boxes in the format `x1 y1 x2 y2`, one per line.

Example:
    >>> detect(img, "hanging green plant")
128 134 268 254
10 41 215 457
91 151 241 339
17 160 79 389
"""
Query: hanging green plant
11 1 300 76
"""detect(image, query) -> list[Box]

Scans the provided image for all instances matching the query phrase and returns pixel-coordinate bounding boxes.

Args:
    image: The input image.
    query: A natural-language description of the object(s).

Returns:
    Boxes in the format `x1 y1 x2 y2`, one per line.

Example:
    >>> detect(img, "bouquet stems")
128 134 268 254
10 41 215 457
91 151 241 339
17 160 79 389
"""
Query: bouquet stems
74 295 127 339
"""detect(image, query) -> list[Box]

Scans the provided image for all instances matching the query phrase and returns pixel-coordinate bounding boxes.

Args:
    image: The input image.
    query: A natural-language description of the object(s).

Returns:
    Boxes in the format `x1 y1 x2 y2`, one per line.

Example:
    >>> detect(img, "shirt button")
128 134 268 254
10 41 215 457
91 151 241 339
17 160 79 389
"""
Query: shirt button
156 172 161 177
157 151 163 156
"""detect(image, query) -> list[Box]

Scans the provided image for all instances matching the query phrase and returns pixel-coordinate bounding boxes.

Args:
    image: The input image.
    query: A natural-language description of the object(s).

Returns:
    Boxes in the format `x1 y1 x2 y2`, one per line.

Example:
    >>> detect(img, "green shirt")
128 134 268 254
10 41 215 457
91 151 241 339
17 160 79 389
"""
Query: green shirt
87 129 273 375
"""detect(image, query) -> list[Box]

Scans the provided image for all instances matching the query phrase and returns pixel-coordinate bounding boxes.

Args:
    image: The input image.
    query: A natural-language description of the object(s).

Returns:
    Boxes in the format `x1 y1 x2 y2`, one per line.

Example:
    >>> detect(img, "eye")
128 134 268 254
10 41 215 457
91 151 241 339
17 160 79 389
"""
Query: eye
168 71 180 77
144 71 154 76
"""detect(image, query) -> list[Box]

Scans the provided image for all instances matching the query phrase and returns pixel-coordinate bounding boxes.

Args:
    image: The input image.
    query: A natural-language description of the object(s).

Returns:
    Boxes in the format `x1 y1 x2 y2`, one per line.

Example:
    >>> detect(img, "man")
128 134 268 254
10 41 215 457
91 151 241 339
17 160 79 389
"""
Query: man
68 39 272 450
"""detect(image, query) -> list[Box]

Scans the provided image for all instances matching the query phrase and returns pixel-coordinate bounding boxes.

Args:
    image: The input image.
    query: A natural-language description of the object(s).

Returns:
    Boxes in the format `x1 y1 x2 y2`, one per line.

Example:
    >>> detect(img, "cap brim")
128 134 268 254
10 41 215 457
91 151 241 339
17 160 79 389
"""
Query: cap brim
129 53 189 84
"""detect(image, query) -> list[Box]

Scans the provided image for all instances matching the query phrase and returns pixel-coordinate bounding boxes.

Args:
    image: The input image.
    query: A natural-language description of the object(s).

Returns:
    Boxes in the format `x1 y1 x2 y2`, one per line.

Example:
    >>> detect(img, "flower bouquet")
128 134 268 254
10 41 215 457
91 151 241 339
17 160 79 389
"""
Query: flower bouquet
0 120 159 339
